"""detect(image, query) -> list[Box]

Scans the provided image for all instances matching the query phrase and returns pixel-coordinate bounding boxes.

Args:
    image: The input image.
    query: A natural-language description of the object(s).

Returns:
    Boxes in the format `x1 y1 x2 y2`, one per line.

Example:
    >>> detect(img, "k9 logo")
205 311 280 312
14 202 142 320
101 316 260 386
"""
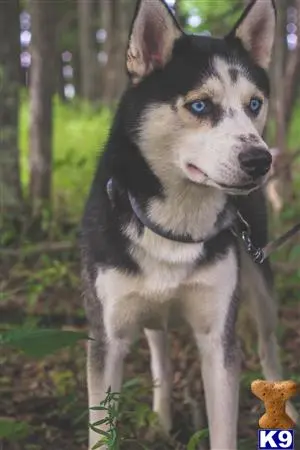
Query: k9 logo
258 430 294 449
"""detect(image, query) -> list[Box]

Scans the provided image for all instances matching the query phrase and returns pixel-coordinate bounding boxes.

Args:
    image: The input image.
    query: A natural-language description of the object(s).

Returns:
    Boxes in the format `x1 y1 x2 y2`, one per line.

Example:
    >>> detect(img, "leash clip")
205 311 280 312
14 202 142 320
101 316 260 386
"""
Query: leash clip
241 231 265 264
237 211 265 264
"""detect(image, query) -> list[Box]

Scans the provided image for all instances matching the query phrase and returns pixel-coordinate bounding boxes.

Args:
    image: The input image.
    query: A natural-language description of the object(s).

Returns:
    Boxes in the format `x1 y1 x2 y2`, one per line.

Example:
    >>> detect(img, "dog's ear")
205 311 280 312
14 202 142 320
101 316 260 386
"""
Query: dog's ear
126 0 183 83
226 0 276 70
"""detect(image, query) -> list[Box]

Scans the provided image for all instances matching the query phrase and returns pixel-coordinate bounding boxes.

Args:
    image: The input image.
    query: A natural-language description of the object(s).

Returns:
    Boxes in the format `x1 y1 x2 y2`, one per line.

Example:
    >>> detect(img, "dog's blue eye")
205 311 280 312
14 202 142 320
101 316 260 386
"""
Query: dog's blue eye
248 97 263 115
187 99 212 116
191 101 206 113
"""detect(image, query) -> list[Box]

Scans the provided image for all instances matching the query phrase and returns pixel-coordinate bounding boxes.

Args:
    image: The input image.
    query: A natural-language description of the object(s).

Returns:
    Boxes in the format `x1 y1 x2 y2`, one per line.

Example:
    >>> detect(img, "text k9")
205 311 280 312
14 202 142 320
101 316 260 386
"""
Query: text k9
258 430 294 449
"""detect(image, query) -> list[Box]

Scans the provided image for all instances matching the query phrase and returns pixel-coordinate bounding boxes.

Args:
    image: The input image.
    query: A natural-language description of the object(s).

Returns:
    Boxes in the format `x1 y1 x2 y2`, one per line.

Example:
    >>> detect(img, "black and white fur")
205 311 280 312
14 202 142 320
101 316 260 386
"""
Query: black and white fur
80 1 298 448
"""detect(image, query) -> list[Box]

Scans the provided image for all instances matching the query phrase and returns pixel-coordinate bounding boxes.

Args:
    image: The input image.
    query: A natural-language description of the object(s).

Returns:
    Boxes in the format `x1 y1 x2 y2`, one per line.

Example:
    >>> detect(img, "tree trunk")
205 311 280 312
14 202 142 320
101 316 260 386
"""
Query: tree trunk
100 0 135 104
0 0 23 225
101 0 118 104
29 0 57 216
284 0 300 130
272 0 287 152
78 0 97 101
117 0 136 95
266 0 295 214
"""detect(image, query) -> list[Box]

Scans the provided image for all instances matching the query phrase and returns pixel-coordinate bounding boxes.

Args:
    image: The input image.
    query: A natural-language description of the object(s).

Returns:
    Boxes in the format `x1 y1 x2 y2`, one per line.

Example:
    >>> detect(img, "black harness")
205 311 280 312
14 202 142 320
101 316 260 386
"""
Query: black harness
106 178 300 264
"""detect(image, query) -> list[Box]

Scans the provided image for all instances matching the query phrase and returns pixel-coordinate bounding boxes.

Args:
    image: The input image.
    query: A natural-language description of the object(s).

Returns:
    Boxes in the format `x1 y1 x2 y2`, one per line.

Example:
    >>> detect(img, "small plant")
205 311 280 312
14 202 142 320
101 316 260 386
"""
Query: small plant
90 379 210 450
90 379 158 450
187 429 209 450
90 387 121 450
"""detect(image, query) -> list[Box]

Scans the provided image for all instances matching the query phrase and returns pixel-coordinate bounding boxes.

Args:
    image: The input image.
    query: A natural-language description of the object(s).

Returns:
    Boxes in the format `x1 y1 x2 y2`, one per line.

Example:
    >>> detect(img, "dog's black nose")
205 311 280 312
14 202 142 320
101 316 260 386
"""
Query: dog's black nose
238 148 272 178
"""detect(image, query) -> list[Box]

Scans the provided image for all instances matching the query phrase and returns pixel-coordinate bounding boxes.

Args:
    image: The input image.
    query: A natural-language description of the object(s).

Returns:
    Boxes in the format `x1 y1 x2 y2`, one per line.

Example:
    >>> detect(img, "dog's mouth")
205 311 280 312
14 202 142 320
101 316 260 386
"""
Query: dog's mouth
186 163 259 194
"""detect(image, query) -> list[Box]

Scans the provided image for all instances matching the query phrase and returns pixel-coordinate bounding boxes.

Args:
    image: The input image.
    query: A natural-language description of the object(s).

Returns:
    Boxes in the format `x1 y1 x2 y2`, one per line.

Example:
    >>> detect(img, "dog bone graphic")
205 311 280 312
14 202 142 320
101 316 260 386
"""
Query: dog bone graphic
251 380 299 429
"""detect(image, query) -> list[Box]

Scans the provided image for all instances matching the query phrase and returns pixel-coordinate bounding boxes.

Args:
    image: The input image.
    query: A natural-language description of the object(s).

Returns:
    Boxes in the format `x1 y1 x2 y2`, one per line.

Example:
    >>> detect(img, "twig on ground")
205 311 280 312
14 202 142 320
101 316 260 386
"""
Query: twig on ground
0 241 75 257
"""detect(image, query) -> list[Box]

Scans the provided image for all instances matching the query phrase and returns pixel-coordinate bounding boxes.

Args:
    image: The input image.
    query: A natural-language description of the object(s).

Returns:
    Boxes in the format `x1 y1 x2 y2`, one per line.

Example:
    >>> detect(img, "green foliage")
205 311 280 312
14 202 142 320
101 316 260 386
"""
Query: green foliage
90 379 210 450
0 328 87 358
118 379 158 433
25 255 78 307
0 253 78 307
0 418 30 441
289 100 300 150
90 388 121 450
180 0 242 34
19 95 112 220
187 429 209 450
240 371 263 388
91 379 158 450
50 369 76 396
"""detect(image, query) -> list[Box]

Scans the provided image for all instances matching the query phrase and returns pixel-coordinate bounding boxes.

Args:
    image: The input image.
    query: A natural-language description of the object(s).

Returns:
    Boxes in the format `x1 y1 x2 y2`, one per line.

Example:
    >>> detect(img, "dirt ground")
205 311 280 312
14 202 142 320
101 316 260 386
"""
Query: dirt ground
1 254 300 450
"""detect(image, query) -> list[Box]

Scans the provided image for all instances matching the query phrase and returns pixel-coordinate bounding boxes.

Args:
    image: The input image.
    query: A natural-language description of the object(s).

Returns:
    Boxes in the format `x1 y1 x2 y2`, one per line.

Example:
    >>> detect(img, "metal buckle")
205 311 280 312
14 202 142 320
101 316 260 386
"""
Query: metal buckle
236 212 265 264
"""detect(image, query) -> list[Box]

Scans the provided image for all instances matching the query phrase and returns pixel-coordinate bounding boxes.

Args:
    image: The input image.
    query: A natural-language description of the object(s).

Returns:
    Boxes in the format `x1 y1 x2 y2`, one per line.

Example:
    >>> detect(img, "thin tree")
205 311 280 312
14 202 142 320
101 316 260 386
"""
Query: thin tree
100 0 135 104
284 0 300 129
78 0 97 101
29 0 57 216
266 0 298 213
0 0 23 229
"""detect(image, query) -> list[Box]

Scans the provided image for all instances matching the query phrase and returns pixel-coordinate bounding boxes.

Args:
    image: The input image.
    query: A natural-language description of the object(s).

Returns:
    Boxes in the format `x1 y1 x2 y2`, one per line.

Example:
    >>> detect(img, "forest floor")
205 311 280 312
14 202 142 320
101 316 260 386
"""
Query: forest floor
1 246 300 450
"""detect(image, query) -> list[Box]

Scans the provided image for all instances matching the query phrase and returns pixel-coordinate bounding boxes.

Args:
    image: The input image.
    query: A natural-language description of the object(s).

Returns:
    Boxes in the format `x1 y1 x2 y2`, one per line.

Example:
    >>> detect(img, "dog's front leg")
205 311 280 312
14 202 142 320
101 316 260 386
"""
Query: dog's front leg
87 333 132 450
195 328 240 450
182 253 240 450
87 296 139 450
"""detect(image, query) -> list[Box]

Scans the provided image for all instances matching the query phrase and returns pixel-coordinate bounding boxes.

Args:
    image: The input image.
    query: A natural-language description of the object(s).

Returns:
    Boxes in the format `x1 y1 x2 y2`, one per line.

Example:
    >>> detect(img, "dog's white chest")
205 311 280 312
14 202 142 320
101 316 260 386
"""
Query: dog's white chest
95 246 236 341
96 257 196 304
129 238 206 298
96 238 212 304
139 258 194 296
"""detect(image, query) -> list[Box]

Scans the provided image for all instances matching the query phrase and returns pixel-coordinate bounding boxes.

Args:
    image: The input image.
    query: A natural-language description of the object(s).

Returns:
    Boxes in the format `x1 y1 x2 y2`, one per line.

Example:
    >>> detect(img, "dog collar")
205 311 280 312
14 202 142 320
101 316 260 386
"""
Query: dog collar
106 178 235 245
107 177 300 265
128 191 204 243
106 178 300 264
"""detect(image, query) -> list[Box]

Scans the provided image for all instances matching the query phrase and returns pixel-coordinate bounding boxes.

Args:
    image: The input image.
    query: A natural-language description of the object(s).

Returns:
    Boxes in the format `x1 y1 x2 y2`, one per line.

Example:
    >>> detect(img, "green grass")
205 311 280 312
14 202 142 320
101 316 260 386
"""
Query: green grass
19 96 112 220
288 100 300 150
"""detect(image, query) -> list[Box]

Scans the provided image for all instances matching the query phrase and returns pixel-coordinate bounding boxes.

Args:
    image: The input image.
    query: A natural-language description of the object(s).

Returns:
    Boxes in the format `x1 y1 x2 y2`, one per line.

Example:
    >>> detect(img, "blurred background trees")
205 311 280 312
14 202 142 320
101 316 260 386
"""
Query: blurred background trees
1 0 300 228
0 0 23 227
2 2 300 449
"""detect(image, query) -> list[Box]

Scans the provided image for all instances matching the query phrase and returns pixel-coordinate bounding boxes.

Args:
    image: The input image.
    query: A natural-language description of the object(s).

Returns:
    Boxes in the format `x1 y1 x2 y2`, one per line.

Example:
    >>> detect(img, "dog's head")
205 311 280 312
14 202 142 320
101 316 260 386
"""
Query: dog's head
125 0 276 195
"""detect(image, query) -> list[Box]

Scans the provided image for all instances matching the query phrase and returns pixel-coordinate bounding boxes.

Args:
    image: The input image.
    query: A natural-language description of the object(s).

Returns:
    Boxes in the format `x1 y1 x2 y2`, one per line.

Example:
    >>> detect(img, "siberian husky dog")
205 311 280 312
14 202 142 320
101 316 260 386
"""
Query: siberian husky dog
80 0 298 448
